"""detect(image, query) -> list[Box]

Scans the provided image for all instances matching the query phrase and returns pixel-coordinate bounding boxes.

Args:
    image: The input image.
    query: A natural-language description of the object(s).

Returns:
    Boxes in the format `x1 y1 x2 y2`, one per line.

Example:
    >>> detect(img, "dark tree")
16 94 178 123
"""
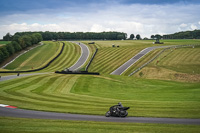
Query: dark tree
0 47 9 60
155 34 162 40
6 43 15 55
0 32 43 64
31 34 38 44
130 34 135 39
117 34 124 40
162 30 200 39
151 35 155 39
3 33 12 41
34 33 43 42
0 50 4 63
12 35 21 43
136 34 141 40
12 41 22 51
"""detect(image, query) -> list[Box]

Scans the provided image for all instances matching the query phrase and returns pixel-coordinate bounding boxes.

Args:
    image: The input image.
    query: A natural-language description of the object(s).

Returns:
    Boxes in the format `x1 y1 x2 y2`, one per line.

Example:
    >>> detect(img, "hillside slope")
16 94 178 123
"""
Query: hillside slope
133 45 200 82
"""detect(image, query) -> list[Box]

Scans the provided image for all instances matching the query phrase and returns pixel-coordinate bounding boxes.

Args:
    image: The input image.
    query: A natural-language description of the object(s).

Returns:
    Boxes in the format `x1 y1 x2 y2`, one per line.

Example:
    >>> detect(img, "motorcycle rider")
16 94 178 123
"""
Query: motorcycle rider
118 102 123 108
116 102 124 114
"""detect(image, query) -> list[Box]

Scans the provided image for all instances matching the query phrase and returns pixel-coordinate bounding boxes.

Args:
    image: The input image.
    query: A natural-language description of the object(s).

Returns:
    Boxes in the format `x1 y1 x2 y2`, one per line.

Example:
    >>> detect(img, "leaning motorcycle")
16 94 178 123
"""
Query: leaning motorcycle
105 105 130 117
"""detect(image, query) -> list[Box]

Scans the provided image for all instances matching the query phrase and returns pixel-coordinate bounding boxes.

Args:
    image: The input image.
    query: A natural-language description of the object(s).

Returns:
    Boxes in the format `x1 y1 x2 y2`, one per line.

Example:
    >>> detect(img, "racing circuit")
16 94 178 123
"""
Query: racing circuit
0 42 200 125
0 107 200 125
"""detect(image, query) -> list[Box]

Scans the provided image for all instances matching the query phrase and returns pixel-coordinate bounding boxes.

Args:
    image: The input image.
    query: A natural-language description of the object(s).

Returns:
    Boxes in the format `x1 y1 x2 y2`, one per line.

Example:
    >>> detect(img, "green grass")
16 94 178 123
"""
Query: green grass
79 42 98 71
1 39 200 132
83 40 200 75
40 41 81 72
82 40 156 48
88 47 142 74
161 39 200 45
0 73 199 118
0 41 11 45
122 48 163 76
1 117 200 133
83 40 157 74
83 39 200 48
3 41 81 72
5 41 61 71
132 45 200 82
154 46 200 74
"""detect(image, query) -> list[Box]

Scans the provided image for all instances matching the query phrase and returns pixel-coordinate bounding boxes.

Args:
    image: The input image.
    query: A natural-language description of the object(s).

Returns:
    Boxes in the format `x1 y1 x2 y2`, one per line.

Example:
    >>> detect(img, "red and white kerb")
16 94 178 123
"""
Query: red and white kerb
0 104 17 108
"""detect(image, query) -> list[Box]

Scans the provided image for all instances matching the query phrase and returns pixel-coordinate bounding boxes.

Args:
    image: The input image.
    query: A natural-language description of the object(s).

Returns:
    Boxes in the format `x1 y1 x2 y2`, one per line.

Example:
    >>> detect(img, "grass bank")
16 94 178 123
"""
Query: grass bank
0 73 199 118
133 45 200 82
1 117 199 133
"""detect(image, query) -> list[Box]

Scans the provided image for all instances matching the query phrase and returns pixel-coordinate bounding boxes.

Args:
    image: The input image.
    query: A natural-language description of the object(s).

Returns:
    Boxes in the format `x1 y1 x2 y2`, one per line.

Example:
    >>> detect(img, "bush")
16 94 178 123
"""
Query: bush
12 41 22 52
0 46 9 63
6 43 15 55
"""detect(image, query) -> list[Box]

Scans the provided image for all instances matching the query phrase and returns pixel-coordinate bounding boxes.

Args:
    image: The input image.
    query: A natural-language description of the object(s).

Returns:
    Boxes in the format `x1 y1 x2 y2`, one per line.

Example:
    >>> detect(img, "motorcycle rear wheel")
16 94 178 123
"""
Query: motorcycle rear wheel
119 111 128 117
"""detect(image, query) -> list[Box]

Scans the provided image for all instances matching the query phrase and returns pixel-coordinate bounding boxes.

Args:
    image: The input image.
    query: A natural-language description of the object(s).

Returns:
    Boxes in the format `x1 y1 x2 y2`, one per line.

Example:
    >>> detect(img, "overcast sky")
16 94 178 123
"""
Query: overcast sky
0 0 200 39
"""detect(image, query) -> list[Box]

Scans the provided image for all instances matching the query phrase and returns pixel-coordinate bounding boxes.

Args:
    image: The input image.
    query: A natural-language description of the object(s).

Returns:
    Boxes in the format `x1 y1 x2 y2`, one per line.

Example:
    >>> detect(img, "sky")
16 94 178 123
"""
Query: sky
0 0 200 39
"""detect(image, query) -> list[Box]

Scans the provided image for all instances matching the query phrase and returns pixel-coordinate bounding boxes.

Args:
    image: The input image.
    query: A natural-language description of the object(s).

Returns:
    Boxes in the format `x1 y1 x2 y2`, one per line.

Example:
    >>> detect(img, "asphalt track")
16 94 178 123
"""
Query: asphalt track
0 107 200 125
0 73 50 81
111 46 171 75
68 42 90 71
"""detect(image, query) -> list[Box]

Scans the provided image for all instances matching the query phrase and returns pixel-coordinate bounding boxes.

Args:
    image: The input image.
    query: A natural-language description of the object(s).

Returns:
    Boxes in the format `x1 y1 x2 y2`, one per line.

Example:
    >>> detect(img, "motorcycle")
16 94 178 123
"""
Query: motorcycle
105 104 130 117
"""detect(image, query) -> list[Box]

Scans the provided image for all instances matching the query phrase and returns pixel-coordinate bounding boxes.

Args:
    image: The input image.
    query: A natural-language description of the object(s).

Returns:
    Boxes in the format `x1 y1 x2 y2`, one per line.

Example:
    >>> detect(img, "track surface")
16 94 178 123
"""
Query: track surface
68 42 90 71
111 46 170 75
0 73 51 81
0 107 200 125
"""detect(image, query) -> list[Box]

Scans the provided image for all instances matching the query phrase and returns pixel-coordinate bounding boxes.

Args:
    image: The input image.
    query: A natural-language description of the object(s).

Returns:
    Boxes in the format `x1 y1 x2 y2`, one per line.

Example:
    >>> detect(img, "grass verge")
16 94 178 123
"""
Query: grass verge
0 74 199 118
0 117 200 133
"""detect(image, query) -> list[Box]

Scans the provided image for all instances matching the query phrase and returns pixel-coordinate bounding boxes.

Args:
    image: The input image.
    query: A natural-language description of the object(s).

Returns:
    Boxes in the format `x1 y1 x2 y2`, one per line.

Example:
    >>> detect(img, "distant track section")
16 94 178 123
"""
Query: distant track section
111 46 171 75
68 42 90 71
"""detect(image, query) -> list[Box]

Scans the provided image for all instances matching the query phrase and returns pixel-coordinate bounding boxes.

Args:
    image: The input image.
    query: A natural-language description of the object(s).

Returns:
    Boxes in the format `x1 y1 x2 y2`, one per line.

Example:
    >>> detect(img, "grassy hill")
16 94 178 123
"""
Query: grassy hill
0 73 200 118
83 40 200 75
40 41 81 72
3 41 81 72
5 41 62 71
0 39 200 132
133 45 200 82
83 40 156 75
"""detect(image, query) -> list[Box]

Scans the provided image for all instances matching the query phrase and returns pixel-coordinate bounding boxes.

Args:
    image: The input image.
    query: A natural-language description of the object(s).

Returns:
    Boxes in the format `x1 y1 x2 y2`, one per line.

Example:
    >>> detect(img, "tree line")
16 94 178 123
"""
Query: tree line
0 33 42 64
150 30 200 40
128 34 141 40
163 30 200 39
3 31 127 41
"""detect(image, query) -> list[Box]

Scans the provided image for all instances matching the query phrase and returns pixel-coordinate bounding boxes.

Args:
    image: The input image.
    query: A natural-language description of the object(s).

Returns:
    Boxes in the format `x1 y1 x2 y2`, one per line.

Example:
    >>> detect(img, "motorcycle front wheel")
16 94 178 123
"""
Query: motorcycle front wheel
105 111 111 117
119 111 128 117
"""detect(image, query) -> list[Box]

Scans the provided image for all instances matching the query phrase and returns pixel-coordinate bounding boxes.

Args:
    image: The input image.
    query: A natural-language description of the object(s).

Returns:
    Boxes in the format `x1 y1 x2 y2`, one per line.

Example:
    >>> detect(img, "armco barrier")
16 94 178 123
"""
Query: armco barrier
128 44 200 76
0 43 65 73
85 48 98 71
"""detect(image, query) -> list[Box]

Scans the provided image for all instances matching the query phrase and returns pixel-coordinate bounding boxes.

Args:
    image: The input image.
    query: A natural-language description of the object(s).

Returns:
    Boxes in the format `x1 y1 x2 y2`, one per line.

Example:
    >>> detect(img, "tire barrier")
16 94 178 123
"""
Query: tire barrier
128 44 200 76
55 70 100 75
0 43 65 73
85 48 98 71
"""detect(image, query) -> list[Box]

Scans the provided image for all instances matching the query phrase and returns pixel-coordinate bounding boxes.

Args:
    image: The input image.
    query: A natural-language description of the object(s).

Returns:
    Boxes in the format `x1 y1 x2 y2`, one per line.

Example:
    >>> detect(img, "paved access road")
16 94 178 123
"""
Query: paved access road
68 42 90 71
111 46 171 75
0 107 199 125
